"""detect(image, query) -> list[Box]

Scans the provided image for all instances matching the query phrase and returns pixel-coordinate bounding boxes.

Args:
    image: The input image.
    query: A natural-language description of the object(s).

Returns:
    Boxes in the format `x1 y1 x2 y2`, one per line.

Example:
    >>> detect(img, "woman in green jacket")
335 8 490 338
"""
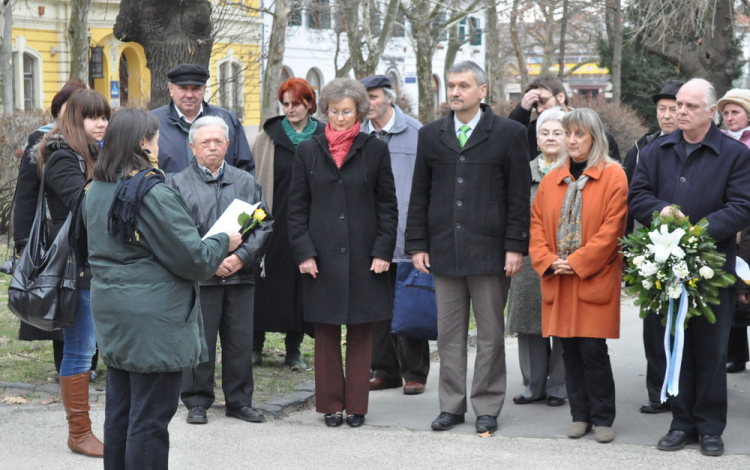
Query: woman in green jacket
82 108 242 469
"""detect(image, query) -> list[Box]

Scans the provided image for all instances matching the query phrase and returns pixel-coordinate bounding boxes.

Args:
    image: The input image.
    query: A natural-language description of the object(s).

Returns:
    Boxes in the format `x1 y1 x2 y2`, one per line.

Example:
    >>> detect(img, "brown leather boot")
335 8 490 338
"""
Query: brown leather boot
60 372 104 458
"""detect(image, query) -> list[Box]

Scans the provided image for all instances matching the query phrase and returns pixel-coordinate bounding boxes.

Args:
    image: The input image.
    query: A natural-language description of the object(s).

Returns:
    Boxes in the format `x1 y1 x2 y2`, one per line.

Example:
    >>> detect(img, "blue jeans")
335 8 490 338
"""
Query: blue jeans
60 289 97 377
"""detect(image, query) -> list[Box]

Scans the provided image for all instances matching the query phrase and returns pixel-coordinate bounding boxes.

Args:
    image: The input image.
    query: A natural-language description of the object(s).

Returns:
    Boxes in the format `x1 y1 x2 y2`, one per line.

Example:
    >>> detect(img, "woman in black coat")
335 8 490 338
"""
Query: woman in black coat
252 78 324 370
288 78 398 428
36 89 111 458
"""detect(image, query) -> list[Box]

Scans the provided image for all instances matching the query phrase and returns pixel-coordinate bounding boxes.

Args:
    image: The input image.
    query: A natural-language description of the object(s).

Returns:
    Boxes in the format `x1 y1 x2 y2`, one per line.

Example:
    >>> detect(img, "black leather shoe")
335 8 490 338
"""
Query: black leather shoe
187 406 208 425
546 396 566 407
700 435 725 456
657 429 697 451
346 414 366 428
727 362 746 373
475 415 498 433
226 405 266 423
640 401 670 414
512 394 546 404
324 412 343 427
431 412 465 431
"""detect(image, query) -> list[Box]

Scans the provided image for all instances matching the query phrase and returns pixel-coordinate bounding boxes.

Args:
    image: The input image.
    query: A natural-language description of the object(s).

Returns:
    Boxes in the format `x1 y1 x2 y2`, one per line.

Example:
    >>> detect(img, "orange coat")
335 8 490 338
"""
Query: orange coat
529 160 628 339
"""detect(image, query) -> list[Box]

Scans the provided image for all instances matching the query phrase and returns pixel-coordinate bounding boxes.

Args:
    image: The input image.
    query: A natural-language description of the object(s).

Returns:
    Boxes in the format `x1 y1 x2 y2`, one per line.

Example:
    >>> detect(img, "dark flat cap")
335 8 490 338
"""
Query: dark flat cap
651 80 684 104
167 64 209 85
360 75 391 90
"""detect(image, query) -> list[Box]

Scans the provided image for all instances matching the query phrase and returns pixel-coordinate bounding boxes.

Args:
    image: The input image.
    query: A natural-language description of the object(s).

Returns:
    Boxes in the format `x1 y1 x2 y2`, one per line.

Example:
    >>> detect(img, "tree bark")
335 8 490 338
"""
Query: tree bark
0 2 12 114
484 0 503 105
557 0 568 79
610 0 622 103
443 24 466 91
510 0 528 90
69 0 91 83
413 25 439 123
115 0 213 109
261 0 292 124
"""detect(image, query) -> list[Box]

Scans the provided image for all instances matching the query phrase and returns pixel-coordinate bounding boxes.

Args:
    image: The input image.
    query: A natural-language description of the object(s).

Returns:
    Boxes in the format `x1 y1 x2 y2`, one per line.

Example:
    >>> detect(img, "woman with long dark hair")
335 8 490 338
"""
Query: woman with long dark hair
36 88 110 458
84 108 241 468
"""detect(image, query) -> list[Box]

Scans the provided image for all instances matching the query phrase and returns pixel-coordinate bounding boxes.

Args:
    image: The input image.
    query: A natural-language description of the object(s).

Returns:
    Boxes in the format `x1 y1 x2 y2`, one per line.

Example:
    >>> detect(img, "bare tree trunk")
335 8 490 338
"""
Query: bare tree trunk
261 0 292 124
69 0 91 83
610 0 622 103
0 2 12 114
115 0 213 109
484 0 503 105
557 0 568 79
510 0 528 90
443 24 465 91
413 27 438 123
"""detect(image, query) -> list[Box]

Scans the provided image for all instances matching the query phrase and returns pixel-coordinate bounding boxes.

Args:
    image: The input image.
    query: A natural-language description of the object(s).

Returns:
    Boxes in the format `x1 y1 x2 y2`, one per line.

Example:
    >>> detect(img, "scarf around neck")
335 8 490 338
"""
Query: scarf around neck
325 121 361 168
282 116 317 147
108 168 166 243
556 172 590 258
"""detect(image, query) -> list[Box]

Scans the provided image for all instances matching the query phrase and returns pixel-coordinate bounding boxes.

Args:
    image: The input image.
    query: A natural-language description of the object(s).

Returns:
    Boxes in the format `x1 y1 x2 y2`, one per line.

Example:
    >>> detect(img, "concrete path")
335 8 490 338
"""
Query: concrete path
2 297 749 469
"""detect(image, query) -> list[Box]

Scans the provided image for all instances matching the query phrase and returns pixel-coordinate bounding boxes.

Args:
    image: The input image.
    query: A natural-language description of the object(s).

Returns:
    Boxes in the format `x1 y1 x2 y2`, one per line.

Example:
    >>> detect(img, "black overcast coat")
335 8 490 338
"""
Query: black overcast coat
288 132 398 326
405 104 531 276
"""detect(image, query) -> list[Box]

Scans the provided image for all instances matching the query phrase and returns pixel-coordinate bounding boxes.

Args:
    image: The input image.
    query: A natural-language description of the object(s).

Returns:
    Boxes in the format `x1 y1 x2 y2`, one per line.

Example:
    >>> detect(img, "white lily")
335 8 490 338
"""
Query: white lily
646 224 686 263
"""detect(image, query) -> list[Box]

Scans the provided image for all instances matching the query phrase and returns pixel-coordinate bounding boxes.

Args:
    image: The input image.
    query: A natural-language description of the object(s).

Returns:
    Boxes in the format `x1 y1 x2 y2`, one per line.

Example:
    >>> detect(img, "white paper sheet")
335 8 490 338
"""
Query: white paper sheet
736 256 750 285
202 199 260 240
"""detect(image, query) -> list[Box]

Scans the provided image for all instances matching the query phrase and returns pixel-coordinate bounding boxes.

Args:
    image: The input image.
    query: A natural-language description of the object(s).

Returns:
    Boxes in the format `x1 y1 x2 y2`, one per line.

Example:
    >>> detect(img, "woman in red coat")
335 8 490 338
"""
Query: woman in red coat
529 108 628 444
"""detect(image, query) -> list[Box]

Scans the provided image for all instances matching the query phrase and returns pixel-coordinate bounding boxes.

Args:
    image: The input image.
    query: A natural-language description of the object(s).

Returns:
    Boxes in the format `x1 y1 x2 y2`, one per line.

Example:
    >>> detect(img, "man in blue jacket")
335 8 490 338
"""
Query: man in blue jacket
629 78 750 456
151 64 255 176
360 75 431 396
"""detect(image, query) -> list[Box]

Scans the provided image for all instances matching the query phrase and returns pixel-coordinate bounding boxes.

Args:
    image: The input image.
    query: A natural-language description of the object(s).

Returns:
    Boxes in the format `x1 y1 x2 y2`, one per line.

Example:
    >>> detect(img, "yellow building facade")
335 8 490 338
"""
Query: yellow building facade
10 1 261 126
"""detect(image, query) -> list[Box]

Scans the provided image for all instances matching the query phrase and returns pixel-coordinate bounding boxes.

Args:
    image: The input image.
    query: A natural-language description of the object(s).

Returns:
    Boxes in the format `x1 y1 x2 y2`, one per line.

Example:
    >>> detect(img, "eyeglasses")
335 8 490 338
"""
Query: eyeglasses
327 109 355 118
197 139 227 148
538 95 554 106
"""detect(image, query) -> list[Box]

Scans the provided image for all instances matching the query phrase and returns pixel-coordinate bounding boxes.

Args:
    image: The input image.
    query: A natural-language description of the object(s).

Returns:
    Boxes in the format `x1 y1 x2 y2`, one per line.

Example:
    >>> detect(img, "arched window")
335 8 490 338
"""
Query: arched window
12 46 43 111
218 59 244 120
306 68 323 99
281 66 293 82
387 70 401 95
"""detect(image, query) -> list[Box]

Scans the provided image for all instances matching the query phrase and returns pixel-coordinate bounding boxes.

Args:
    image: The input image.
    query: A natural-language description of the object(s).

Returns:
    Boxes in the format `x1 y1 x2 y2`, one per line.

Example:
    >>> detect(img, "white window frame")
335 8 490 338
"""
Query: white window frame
12 37 44 111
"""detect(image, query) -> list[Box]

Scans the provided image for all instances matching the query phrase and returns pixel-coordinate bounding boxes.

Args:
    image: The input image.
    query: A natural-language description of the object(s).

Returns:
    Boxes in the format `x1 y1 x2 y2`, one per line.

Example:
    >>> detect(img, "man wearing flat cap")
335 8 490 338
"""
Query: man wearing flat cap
623 79 683 416
151 64 255 175
359 75 432 396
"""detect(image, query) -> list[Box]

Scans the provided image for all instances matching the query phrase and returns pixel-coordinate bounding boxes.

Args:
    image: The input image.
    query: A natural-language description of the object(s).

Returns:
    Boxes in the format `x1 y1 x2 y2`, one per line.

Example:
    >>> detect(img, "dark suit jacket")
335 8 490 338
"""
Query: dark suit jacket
405 104 531 276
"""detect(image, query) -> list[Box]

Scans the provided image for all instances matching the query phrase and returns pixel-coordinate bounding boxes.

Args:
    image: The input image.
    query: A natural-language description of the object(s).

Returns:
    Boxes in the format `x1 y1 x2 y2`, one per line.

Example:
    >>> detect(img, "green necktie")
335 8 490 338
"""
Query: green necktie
458 125 471 147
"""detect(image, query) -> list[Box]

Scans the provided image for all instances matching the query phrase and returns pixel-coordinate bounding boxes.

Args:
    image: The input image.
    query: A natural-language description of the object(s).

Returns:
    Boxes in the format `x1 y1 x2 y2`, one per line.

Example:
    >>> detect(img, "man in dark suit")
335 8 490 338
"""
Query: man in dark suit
629 78 750 456
406 61 531 434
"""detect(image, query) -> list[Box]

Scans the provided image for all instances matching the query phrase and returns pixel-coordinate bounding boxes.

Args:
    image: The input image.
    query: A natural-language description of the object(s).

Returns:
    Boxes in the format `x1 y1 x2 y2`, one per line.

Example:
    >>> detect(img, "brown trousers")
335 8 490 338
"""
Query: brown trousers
314 322 373 415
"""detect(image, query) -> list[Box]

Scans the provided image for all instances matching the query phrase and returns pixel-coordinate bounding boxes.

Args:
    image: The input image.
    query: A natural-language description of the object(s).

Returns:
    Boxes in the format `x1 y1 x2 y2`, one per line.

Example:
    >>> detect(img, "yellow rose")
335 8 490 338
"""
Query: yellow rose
655 280 662 290
253 208 267 221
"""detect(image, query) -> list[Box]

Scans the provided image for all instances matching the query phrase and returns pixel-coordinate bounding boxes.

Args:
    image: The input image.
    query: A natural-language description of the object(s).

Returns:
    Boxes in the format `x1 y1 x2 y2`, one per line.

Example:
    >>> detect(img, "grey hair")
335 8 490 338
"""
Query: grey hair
447 61 488 87
536 107 567 134
383 87 397 104
319 78 370 121
189 116 229 144
555 108 617 170
681 78 717 113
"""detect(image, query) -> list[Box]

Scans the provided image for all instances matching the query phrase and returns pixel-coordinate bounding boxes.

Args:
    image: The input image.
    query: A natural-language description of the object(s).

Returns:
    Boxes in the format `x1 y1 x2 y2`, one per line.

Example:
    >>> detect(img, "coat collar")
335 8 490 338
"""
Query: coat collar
438 103 494 154
264 115 323 153
165 101 212 133
550 158 605 185
660 122 722 157
190 157 234 185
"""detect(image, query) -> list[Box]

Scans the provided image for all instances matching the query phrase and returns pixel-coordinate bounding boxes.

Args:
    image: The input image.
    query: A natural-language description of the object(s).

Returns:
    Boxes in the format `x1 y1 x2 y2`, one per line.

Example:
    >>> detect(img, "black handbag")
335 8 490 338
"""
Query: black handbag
7 167 79 331
391 263 438 340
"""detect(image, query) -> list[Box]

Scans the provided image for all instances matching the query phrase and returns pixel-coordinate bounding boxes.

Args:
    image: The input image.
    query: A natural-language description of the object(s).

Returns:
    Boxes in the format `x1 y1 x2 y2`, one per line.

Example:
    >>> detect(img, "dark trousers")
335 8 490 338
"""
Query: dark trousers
104 366 182 470
670 288 733 435
314 322 373 415
370 263 431 385
181 284 255 409
727 327 749 364
560 337 616 427
643 310 668 403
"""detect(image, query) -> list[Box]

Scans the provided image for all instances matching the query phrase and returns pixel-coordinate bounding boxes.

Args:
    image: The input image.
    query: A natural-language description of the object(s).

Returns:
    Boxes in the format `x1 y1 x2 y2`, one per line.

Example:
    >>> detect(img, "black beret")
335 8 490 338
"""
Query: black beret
167 64 209 85
360 75 391 90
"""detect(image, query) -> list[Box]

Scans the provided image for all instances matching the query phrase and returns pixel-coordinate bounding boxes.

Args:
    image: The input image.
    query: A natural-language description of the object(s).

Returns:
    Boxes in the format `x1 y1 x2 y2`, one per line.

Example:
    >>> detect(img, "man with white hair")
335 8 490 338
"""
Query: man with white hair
629 78 750 456
171 116 272 425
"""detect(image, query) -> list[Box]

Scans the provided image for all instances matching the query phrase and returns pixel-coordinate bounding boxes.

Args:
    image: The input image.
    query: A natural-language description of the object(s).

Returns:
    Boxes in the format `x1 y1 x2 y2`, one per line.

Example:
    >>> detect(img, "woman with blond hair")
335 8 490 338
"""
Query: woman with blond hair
529 108 628 443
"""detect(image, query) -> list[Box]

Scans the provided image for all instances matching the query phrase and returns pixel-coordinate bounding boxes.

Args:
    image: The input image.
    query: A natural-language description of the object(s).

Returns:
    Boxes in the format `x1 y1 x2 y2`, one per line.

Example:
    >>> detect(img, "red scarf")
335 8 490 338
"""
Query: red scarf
325 121 361 168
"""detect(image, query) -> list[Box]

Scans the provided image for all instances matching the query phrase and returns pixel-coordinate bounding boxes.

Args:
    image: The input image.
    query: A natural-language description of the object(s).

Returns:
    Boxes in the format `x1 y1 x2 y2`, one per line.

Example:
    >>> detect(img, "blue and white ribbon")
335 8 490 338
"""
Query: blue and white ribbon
660 283 689 402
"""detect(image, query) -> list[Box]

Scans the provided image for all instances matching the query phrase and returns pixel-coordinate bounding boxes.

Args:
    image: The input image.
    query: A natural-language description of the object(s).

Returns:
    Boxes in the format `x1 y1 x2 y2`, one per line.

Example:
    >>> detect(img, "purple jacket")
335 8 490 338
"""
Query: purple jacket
628 122 750 271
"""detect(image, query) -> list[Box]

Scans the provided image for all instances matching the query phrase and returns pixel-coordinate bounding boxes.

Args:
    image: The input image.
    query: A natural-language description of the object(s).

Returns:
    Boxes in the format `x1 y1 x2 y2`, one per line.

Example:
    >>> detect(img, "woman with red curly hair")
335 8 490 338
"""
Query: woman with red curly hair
252 78 323 370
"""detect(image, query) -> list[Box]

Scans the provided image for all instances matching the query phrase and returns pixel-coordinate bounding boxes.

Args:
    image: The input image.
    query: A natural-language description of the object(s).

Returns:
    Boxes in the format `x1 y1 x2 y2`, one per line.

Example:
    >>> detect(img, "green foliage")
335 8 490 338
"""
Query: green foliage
621 205 734 332
598 35 687 131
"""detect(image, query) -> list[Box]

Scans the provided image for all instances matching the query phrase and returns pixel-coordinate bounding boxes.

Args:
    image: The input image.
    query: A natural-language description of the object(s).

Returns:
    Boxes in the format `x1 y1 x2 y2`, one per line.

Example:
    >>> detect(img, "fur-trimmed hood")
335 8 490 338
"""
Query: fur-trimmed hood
28 132 73 165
